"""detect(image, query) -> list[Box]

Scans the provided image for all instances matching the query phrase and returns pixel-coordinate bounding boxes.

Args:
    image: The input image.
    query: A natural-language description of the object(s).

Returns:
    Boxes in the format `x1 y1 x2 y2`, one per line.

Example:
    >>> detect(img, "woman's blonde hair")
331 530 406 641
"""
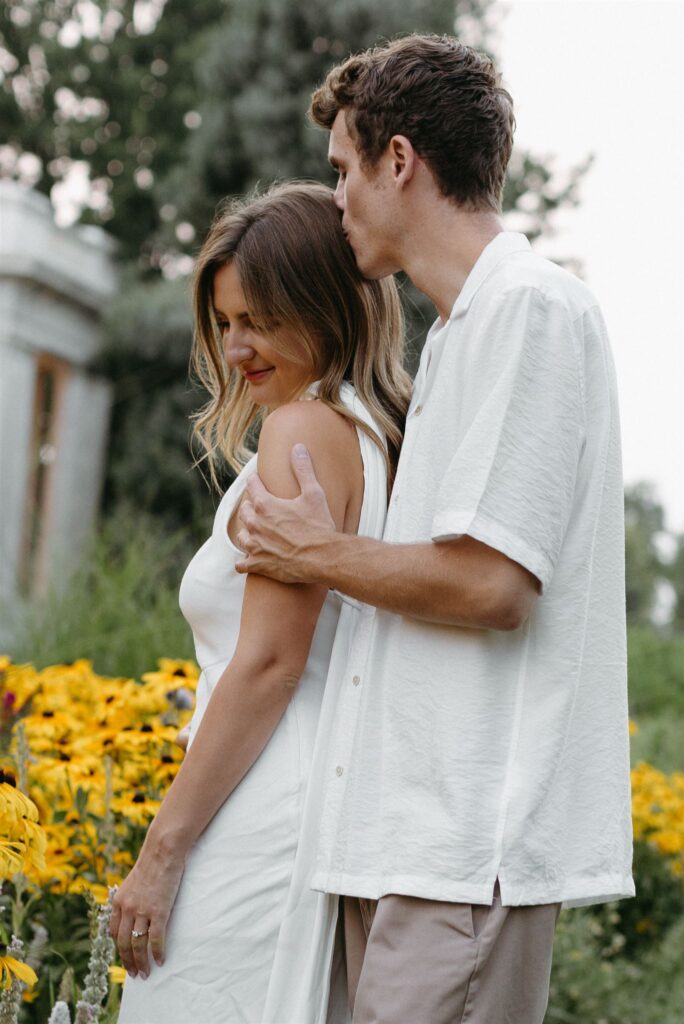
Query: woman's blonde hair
190 181 411 492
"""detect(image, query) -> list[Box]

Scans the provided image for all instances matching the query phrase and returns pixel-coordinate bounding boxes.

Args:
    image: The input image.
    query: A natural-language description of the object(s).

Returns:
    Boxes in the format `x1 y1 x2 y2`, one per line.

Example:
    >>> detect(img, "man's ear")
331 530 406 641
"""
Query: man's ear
387 134 418 188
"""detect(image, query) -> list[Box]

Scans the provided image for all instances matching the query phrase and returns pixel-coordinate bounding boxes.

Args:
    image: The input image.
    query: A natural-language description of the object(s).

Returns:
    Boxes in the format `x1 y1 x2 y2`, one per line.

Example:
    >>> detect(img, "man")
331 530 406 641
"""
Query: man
233 34 633 1024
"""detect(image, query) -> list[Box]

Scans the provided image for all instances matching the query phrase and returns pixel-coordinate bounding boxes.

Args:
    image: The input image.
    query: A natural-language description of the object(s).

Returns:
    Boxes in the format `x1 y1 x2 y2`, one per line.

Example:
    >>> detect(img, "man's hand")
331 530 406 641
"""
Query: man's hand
235 443 336 582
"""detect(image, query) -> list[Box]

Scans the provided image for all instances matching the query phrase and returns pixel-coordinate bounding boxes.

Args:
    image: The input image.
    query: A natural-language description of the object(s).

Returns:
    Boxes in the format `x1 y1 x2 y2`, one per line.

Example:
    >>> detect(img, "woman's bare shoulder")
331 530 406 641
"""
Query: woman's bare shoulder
256 399 362 527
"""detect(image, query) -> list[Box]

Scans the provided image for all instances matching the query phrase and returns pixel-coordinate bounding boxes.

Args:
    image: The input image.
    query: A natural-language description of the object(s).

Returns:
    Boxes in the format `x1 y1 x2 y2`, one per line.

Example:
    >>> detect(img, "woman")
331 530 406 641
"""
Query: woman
113 182 410 1023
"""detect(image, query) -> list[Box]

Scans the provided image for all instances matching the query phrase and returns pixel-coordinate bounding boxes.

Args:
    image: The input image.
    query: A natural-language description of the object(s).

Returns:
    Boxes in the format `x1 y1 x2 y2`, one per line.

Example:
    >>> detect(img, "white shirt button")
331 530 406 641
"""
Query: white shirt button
413 404 423 416
352 675 361 686
336 765 344 776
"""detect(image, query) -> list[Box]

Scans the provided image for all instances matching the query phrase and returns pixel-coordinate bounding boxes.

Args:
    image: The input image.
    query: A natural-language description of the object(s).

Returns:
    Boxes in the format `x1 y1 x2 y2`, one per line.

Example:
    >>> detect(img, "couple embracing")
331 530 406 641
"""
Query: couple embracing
112 34 633 1024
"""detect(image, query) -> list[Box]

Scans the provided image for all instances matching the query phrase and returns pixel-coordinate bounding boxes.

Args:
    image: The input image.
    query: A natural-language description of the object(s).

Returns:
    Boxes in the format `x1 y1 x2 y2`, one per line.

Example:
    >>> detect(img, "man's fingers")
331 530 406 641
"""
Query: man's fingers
244 473 269 506
236 529 252 554
290 444 321 495
237 495 254 528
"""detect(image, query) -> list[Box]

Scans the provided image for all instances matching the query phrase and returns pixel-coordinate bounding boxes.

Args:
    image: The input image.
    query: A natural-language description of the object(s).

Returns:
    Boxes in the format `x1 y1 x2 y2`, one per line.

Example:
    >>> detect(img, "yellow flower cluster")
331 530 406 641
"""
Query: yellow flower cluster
0 769 46 876
2 655 683 902
631 761 684 875
0 655 198 902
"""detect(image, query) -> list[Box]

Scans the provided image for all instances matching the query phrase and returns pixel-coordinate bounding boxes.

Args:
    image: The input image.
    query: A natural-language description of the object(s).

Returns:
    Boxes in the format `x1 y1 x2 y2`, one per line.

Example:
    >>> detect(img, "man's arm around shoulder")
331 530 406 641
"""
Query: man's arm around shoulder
236 445 539 631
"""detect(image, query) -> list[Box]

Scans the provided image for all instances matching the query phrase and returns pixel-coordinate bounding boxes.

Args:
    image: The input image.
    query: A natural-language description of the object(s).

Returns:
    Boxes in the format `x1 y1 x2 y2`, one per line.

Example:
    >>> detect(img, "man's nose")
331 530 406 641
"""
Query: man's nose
225 334 257 369
333 179 345 211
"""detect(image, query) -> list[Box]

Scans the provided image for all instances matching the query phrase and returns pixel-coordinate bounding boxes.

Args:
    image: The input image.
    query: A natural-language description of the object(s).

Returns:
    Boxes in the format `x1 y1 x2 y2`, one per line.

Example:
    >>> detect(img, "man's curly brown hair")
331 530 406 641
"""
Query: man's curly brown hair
309 34 515 213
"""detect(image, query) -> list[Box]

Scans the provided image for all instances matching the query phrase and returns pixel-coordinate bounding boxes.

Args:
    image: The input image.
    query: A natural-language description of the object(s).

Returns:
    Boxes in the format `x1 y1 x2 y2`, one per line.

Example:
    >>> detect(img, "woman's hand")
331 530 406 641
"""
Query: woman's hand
109 840 186 978
175 724 190 752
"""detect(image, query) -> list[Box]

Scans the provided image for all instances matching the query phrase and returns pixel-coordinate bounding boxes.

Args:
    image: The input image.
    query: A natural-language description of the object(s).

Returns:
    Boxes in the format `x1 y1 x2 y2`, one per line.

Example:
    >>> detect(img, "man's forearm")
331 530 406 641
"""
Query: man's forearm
300 531 532 629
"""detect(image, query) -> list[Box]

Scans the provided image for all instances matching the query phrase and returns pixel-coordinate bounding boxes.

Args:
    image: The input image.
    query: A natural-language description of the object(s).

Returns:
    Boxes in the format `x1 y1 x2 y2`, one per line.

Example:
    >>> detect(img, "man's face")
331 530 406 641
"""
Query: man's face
328 109 401 279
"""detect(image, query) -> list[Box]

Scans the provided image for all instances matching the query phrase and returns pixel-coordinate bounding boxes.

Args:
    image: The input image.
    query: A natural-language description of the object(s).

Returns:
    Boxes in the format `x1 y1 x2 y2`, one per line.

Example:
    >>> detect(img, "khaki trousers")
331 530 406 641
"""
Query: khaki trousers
342 882 561 1024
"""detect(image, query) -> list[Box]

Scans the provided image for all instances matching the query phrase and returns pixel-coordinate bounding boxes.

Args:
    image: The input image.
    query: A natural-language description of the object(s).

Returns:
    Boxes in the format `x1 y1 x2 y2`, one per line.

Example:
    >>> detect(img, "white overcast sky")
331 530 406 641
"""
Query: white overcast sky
492 0 684 532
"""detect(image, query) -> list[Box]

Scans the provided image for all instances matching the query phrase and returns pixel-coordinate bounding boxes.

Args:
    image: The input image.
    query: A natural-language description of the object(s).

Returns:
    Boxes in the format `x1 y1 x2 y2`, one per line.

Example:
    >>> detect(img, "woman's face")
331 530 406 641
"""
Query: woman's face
212 262 314 409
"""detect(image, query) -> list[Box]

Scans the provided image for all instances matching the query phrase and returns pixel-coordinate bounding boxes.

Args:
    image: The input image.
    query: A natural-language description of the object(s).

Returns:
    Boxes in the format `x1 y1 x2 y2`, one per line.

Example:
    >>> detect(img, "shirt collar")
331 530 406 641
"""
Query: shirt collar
448 231 531 320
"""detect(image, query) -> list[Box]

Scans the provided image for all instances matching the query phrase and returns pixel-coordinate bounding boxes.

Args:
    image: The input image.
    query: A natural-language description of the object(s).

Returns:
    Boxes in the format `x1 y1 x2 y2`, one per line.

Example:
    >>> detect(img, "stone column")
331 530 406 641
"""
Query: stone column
0 182 118 609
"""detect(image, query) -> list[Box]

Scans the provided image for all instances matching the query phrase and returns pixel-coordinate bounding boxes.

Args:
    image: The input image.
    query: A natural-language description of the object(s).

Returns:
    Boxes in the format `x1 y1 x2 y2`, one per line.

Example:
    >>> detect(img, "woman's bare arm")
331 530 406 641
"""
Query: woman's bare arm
110 401 362 976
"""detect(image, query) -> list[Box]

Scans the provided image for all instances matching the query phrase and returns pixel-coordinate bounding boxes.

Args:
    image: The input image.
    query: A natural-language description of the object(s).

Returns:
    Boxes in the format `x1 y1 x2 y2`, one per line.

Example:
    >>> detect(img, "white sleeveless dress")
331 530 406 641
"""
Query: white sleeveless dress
118 383 387 1024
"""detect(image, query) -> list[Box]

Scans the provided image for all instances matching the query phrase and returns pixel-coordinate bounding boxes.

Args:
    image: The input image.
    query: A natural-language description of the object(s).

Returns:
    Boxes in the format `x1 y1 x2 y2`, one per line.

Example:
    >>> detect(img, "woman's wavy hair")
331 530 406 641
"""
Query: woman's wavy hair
190 181 411 493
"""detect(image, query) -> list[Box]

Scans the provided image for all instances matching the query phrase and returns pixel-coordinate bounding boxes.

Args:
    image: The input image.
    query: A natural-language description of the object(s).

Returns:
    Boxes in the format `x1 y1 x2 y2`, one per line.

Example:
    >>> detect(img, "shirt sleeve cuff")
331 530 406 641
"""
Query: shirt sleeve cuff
431 509 554 594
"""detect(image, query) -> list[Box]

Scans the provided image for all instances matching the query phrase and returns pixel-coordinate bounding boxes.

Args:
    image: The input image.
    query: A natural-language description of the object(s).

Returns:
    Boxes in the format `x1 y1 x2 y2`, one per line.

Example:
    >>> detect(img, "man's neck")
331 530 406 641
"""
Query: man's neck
398 201 505 323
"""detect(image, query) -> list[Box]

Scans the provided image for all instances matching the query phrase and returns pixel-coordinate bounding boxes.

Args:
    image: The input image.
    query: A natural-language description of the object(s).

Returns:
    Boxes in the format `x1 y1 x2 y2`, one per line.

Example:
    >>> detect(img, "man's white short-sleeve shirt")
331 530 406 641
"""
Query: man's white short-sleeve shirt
312 231 634 908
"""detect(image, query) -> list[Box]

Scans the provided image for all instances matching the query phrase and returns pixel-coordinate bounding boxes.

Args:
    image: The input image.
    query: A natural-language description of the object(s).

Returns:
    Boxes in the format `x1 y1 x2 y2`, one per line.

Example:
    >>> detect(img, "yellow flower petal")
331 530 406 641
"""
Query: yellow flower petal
109 965 127 984
0 956 38 988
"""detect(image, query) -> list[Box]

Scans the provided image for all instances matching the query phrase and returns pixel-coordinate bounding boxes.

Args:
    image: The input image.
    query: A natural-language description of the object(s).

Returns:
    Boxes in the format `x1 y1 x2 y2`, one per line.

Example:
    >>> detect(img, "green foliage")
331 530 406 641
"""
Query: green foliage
0 0 228 264
624 482 669 624
628 626 684 719
547 900 684 1024
666 534 684 630
544 624 684 1021
94 268 223 524
163 0 459 238
627 625 684 772
593 842 684 958
5 506 197 678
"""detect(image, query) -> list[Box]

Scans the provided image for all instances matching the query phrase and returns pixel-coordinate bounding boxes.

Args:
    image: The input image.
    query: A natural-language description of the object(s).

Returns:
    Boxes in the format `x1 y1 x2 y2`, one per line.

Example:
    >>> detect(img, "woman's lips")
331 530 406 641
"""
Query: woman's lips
244 367 274 383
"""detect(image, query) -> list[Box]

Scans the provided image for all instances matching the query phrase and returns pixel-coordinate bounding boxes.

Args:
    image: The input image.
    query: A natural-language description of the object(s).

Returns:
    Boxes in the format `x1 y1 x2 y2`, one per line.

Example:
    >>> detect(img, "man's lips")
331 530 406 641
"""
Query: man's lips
243 367 274 382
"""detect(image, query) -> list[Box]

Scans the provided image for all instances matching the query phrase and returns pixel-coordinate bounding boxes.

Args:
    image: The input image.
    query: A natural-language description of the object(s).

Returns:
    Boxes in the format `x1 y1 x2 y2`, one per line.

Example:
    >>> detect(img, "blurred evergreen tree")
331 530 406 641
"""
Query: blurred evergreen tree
666 532 684 629
624 482 672 626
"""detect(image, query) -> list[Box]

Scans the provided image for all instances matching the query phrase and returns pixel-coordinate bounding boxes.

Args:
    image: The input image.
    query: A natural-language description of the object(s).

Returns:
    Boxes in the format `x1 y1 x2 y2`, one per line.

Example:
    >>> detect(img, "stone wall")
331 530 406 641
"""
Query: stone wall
0 182 118 612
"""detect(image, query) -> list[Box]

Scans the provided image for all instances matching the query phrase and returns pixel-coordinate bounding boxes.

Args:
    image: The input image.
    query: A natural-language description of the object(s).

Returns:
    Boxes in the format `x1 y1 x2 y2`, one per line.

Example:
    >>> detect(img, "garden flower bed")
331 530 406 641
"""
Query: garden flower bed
1 655 683 1023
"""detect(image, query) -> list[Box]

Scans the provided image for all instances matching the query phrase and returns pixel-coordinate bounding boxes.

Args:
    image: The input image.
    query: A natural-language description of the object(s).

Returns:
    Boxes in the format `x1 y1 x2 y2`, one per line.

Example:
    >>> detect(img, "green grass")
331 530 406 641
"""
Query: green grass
3 506 197 680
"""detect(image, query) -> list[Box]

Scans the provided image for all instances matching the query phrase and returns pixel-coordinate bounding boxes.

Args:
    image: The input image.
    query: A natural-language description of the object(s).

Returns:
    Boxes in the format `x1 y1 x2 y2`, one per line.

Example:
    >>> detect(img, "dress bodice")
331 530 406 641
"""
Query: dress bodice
177 382 386 748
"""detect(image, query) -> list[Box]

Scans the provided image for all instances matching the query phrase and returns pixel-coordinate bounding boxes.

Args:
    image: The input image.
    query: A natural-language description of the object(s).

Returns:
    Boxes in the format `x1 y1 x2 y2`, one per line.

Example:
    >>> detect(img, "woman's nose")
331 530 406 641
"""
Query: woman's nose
225 335 257 369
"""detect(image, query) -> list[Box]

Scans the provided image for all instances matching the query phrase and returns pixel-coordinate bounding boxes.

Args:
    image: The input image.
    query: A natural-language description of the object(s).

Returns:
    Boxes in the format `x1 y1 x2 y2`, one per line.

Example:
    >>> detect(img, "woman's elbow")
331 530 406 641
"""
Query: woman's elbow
234 650 307 694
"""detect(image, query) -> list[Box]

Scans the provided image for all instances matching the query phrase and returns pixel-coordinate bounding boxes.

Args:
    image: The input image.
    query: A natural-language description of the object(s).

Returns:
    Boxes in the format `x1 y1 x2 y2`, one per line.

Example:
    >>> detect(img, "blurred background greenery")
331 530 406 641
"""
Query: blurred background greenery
1 2 683 1022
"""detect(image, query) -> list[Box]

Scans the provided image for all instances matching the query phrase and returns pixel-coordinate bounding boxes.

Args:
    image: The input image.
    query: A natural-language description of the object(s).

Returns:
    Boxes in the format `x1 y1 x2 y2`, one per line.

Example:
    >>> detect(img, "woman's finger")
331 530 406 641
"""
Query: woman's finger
116 910 137 976
149 915 167 967
130 918 152 978
109 900 121 940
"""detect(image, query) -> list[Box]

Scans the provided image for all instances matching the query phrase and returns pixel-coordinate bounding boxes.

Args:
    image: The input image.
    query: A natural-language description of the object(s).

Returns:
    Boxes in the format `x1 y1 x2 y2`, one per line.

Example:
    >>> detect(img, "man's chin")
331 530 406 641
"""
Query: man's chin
353 252 397 281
